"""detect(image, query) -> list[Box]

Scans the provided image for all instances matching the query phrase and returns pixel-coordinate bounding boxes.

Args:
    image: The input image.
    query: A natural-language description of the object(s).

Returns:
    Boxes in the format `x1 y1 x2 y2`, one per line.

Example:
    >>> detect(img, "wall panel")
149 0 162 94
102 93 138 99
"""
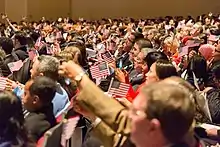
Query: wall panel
70 0 220 20
5 0 27 22
0 0 5 22
28 0 70 21
2 0 220 21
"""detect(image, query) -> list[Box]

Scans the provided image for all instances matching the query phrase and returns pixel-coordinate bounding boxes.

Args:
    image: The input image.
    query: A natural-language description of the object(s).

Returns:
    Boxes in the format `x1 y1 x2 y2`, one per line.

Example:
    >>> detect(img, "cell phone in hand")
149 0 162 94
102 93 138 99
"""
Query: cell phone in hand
118 59 123 69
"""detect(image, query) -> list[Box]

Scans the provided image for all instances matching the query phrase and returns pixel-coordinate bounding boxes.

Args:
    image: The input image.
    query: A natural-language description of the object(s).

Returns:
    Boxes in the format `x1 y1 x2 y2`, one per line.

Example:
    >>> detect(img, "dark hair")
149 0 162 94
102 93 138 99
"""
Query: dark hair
135 38 153 49
131 32 144 42
14 33 27 46
212 64 220 80
187 55 207 85
155 60 178 79
0 37 14 54
29 76 57 105
0 91 34 146
144 51 169 68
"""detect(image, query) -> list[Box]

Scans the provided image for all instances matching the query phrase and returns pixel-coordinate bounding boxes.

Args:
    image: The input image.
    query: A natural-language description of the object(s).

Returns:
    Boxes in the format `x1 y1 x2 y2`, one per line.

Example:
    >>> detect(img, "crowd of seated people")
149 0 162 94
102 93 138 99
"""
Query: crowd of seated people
0 13 220 147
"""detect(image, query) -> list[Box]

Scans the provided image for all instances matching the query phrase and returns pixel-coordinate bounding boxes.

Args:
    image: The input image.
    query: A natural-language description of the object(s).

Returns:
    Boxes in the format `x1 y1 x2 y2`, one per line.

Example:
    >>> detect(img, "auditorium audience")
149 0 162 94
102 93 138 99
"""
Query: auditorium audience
0 13 219 146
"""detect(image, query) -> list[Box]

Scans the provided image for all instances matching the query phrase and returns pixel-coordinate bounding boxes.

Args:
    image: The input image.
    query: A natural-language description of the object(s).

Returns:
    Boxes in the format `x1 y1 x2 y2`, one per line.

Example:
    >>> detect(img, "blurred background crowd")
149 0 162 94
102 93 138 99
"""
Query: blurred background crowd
0 12 220 147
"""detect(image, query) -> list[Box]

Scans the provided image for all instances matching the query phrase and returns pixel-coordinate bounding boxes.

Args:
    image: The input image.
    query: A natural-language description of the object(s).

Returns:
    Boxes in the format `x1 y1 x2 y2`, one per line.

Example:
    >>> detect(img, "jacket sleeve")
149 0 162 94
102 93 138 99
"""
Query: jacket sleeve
77 78 131 136
91 121 128 147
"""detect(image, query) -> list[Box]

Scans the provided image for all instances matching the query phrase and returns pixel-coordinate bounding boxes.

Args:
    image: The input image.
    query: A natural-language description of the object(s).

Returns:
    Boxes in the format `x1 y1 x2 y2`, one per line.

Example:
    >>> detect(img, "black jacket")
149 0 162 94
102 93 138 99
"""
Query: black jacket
0 46 28 77
25 104 56 142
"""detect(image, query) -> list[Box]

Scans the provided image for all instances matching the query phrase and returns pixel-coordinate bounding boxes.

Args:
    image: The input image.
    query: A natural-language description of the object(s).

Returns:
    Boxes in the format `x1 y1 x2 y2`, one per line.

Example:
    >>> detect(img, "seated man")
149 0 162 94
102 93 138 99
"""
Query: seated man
59 61 206 147
14 55 70 117
22 76 57 142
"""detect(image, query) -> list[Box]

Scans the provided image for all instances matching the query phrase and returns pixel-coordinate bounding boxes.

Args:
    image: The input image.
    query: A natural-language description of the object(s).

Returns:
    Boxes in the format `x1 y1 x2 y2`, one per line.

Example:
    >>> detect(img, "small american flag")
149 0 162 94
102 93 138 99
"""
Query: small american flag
90 62 110 79
7 60 23 72
51 42 61 54
35 37 44 49
102 51 114 63
61 116 80 147
208 35 219 42
179 46 189 57
108 78 130 98
0 77 7 91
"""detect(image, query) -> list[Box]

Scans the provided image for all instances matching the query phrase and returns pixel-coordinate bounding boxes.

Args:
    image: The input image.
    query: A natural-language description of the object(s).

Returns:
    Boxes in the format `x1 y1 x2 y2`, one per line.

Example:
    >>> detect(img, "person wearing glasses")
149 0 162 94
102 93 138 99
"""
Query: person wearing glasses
58 61 203 147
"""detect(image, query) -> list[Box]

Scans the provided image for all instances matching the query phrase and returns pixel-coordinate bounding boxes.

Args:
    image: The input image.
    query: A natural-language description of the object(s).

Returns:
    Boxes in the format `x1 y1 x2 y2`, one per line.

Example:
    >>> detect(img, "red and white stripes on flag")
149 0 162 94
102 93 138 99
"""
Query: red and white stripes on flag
61 116 80 147
35 37 44 49
108 78 130 98
208 35 219 42
0 77 7 91
7 60 23 72
101 51 115 63
90 62 110 79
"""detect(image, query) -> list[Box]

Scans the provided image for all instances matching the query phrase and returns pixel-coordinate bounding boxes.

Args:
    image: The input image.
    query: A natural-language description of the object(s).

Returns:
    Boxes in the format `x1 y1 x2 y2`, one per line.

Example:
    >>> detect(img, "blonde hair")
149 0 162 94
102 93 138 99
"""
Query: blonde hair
57 46 82 64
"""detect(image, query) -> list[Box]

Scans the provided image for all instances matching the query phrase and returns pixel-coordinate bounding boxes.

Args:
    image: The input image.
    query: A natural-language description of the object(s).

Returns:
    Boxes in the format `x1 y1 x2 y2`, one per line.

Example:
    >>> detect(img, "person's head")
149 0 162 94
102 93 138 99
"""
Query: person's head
162 76 211 123
129 81 195 147
124 32 144 52
146 29 158 41
30 55 59 81
144 51 169 70
62 45 86 66
64 41 87 67
205 16 211 25
0 91 30 145
145 60 178 85
130 38 153 61
22 76 57 112
163 36 180 56
12 33 27 48
187 55 207 88
0 37 14 55
134 48 155 73
199 44 215 61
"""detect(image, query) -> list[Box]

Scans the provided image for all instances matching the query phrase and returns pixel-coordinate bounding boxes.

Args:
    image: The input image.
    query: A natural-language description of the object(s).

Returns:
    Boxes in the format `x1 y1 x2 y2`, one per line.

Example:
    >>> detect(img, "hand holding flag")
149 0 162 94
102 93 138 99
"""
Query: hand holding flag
101 51 115 63
108 78 130 98
90 62 110 79
61 116 80 147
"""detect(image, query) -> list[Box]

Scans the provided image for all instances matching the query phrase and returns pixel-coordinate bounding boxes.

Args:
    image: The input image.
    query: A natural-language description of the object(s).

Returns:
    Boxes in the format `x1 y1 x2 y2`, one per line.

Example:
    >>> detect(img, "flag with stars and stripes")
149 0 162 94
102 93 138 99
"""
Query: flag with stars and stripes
90 62 110 79
108 78 130 98
101 51 115 63
61 116 80 147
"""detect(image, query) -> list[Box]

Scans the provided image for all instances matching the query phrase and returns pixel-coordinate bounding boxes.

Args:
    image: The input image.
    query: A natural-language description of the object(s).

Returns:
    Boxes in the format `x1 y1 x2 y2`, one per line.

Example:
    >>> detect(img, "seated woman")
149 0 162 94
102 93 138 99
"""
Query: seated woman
127 59 178 100
181 54 208 90
0 91 34 146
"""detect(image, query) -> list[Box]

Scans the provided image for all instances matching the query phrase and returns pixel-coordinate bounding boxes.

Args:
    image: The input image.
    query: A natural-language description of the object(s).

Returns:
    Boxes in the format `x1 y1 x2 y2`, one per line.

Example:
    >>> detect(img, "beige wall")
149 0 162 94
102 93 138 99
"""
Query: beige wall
5 0 27 22
27 0 70 21
0 0 5 14
0 0 5 22
2 0 220 21
71 0 220 19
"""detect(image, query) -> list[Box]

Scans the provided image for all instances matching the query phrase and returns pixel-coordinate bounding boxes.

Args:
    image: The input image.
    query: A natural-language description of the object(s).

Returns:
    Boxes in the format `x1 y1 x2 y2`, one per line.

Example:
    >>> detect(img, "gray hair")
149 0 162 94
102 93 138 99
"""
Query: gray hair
141 47 155 58
37 55 60 81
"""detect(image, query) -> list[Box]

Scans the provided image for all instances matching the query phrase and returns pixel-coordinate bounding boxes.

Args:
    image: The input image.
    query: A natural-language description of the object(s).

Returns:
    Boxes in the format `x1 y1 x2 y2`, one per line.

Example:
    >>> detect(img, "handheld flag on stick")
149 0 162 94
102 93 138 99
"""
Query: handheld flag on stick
108 78 130 98
7 60 23 72
90 62 110 79
101 51 114 63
